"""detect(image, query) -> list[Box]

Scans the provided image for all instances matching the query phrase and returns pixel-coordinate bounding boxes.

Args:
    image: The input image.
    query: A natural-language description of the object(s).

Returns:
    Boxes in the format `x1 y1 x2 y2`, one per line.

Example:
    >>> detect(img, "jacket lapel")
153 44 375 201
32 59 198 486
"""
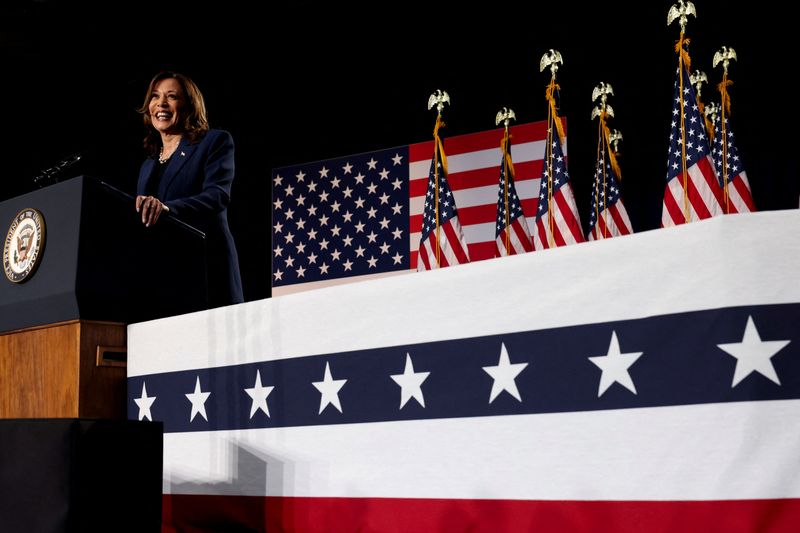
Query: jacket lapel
159 138 198 198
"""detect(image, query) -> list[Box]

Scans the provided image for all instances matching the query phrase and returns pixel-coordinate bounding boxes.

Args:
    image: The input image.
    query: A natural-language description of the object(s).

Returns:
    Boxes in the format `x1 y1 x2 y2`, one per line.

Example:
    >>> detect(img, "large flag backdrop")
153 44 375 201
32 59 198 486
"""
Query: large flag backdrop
271 120 550 295
129 210 800 532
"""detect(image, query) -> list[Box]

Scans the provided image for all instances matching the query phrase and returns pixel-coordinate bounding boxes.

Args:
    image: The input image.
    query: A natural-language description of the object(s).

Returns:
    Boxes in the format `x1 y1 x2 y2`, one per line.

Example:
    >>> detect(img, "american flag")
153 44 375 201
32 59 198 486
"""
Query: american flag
494 131 532 256
271 147 410 292
272 121 549 294
129 209 800 533
532 122 584 249
712 114 756 213
662 65 725 226
416 128 470 271
588 151 633 240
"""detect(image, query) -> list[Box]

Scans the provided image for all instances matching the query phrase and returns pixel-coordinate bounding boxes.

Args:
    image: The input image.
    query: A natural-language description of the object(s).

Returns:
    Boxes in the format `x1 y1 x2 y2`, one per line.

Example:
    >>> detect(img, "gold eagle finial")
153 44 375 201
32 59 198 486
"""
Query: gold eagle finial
495 107 516 128
690 70 708 99
591 82 615 120
427 89 450 116
667 0 697 33
539 49 563 77
713 46 737 74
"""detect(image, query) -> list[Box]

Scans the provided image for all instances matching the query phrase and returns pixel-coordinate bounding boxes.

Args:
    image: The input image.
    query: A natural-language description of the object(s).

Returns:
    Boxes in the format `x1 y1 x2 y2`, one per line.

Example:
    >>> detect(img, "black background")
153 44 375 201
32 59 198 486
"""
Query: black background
1 1 795 302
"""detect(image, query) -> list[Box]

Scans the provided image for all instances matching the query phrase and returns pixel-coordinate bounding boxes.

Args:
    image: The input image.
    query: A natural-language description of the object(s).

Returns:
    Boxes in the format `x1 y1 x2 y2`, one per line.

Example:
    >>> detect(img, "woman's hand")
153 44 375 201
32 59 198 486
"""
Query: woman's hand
135 195 167 227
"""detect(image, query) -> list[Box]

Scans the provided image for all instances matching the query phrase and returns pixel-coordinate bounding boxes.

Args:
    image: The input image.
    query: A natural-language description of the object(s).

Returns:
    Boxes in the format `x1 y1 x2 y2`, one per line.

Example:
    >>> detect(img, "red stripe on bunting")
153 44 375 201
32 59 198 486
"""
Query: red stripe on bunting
163 494 800 533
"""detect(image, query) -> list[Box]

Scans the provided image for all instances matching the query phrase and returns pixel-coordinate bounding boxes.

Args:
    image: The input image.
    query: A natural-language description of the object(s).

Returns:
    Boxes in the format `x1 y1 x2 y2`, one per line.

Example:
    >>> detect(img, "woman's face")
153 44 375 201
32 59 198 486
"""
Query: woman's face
149 78 185 135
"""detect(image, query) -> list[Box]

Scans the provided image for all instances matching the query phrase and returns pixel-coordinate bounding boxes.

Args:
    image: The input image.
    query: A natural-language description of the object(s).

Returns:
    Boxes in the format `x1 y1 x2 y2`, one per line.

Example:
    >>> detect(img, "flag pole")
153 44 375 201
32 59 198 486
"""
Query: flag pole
668 0 697 224
540 49 564 248
428 89 450 268
592 82 616 239
714 46 738 214
496 107 517 253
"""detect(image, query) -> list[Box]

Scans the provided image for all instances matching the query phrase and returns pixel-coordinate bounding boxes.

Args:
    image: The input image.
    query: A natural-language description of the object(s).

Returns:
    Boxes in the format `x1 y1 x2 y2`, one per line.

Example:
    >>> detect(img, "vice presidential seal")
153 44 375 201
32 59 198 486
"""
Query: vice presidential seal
4 208 46 283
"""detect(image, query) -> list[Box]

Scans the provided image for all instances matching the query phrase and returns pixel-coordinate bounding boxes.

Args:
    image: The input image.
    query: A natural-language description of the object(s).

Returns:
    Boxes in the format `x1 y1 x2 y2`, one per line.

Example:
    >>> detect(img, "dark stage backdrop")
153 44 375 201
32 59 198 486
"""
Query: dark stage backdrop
1 1 795 302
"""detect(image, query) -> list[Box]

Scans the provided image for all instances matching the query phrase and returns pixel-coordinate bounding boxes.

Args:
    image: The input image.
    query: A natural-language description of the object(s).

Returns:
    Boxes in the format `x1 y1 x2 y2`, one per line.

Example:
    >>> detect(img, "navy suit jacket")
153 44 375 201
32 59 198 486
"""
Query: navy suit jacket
138 129 243 307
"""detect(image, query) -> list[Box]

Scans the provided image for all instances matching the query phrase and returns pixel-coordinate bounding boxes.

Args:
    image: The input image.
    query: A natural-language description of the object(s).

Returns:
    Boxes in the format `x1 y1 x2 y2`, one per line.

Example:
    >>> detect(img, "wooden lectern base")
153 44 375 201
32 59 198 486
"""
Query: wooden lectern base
0 320 127 419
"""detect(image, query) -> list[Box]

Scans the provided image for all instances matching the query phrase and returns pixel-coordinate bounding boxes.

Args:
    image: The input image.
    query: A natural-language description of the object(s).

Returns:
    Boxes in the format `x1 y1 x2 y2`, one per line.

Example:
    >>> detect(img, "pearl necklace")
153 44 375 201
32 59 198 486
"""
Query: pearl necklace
159 139 181 164
158 146 170 165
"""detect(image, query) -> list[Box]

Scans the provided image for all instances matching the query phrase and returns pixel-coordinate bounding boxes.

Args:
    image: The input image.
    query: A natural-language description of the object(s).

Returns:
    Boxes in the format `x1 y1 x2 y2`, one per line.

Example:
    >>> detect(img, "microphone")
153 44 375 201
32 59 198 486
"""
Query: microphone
33 152 84 188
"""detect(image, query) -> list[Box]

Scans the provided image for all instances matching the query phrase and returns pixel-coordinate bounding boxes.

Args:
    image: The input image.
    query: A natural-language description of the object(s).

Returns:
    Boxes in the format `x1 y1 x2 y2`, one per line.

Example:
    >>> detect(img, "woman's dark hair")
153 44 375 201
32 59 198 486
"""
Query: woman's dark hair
138 71 209 157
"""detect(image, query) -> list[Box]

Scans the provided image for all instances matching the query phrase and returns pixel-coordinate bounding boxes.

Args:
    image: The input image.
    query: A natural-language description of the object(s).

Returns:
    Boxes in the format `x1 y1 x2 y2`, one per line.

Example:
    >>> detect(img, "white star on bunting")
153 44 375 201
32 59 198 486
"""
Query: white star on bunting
717 316 790 387
312 361 347 414
482 343 528 403
244 370 274 418
390 353 430 409
186 376 211 422
588 331 643 397
134 382 156 421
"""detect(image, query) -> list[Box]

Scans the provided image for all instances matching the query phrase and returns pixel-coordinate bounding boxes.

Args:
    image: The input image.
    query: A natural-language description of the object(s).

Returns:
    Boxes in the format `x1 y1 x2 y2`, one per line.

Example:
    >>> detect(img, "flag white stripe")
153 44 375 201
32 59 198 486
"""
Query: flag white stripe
410 179 541 216
495 218 531 256
725 173 752 213
689 156 723 217
591 202 632 240
408 140 547 180
663 176 700 226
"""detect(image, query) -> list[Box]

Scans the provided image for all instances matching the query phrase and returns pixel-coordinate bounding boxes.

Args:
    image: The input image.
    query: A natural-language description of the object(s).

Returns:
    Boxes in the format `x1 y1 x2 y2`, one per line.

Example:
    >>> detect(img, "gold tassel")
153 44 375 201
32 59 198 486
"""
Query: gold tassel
601 119 622 181
545 80 566 142
674 34 692 72
718 77 733 116
433 115 449 176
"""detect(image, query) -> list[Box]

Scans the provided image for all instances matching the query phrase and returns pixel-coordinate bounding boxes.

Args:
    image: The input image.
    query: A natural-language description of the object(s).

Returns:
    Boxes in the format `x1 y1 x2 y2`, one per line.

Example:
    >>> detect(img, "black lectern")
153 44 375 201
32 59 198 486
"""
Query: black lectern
0 176 207 418
0 175 207 332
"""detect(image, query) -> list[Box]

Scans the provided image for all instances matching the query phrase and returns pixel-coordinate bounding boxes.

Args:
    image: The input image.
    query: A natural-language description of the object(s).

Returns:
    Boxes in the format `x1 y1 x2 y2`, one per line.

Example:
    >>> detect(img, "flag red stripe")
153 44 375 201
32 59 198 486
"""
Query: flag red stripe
409 176 429 197
459 203 500 225
685 174 713 220
442 219 470 264
411 202 535 236
534 217 551 249
442 199 540 228
698 156 725 207
662 182 686 226
417 245 431 270
450 162 541 191
554 189 585 243
495 220 532 256
731 176 756 212
609 204 632 235
512 220 533 252
426 231 450 268
409 121 551 162
163 494 800 533
591 214 609 240
467 241 496 261
409 161 542 198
